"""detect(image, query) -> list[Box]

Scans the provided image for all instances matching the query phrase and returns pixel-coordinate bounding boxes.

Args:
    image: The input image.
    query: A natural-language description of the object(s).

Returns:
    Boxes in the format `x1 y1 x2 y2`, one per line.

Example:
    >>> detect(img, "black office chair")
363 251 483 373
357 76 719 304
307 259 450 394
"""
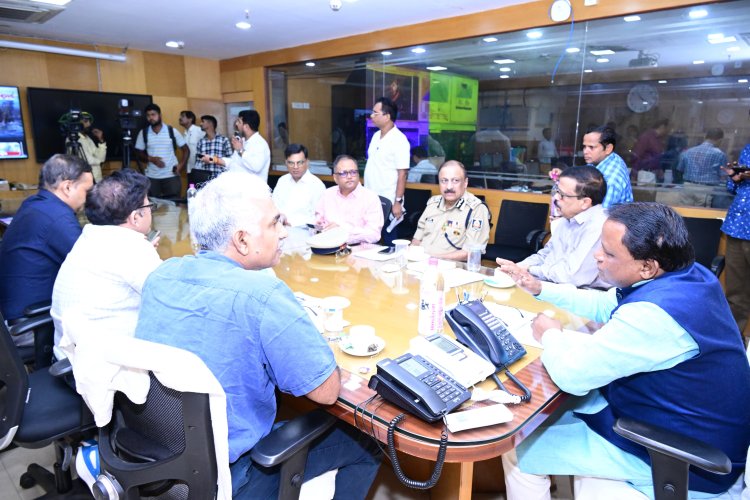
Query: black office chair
0 312 94 498
484 200 549 262
682 217 725 277
8 301 55 370
379 195 393 244
420 174 438 184
613 417 732 500
93 372 337 500
399 187 432 240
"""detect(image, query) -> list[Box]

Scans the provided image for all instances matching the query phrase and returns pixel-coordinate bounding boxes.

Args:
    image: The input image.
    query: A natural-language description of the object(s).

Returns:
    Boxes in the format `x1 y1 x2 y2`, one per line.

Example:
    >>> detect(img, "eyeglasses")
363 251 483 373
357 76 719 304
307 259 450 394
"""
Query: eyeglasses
138 203 157 213
370 111 384 117
551 184 584 199
285 159 307 168
334 170 359 178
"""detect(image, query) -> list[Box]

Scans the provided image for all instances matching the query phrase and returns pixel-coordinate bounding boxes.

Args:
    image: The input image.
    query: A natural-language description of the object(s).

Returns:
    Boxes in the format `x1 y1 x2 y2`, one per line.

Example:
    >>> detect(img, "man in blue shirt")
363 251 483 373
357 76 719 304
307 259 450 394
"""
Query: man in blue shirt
721 146 750 335
499 202 750 499
676 128 728 207
135 171 380 499
0 154 93 345
583 126 634 208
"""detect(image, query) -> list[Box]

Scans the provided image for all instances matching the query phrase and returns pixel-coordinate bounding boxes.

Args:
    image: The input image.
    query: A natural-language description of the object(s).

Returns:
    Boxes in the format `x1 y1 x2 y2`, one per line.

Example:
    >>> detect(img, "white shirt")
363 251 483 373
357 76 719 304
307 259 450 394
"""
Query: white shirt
183 124 205 173
364 125 410 202
225 132 271 182
51 224 162 345
272 170 326 227
538 138 558 163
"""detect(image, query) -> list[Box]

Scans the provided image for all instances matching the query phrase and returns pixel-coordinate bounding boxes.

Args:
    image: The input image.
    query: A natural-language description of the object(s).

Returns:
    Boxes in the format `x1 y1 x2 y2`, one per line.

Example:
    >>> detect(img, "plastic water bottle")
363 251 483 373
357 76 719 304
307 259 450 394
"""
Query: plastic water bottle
418 258 445 336
186 183 200 253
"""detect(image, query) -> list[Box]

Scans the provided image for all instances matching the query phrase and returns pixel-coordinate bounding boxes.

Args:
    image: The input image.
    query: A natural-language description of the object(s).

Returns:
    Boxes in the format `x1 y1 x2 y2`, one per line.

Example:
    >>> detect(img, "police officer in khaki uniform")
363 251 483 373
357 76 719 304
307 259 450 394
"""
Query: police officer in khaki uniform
412 160 491 261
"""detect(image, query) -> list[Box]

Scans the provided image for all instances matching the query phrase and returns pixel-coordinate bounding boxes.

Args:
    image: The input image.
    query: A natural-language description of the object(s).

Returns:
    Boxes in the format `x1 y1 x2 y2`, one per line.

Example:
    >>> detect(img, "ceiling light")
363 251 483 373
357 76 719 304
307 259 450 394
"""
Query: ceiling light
739 79 749 83
305 62 316 67
500 75 510 79
236 9 251 30
708 35 736 44
727 46 741 52
499 67 511 72
591 49 615 56
493 59 515 64
426 66 447 71
380 51 392 56
693 60 705 64
526 31 543 39
596 58 609 63
0 39 126 62
411 47 426 54
566 47 580 53
30 0 71 4
165 41 184 49
689 8 708 19
584 69 593 73
658 80 668 84
483 37 498 43
623 15 641 22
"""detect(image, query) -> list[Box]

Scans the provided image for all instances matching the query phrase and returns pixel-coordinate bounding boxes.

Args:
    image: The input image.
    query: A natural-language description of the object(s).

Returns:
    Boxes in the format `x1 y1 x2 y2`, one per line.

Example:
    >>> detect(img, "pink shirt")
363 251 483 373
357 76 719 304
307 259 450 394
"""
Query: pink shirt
315 184 384 244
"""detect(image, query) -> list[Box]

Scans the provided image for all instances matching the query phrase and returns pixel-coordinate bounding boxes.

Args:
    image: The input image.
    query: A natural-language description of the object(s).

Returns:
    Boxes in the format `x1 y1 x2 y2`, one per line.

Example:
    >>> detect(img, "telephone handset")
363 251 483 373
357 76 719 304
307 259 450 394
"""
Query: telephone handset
368 353 470 423
445 300 531 402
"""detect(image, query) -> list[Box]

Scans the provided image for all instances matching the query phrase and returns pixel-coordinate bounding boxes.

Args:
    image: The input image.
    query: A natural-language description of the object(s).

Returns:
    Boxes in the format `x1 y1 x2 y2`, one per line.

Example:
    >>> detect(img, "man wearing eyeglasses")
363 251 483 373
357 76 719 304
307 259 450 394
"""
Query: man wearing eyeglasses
412 160 491 261
497 166 612 289
52 169 162 351
315 155 383 244
272 143 326 227
364 97 410 243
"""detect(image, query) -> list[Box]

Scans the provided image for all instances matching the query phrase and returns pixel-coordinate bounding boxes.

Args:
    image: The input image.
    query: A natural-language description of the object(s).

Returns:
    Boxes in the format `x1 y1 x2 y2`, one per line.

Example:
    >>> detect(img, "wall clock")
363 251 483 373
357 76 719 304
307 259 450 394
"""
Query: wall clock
627 84 659 113
549 0 572 22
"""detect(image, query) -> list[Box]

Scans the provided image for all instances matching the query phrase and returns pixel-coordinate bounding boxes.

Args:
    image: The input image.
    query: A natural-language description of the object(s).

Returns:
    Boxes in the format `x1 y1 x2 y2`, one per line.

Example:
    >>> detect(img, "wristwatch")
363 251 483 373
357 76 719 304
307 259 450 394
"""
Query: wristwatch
395 197 404 204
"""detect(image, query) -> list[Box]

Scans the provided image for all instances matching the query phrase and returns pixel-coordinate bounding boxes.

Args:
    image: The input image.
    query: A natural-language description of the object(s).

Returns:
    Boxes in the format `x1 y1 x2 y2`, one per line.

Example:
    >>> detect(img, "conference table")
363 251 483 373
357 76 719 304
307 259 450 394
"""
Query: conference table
151 202 589 499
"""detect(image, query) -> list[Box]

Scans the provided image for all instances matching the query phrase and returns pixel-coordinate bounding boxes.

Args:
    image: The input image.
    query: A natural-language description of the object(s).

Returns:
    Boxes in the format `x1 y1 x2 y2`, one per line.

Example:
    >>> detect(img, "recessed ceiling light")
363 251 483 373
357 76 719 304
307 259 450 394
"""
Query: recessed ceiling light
493 59 515 64
483 37 498 43
584 69 593 73
426 66 447 71
165 41 184 49
708 35 737 44
689 8 708 19
693 60 705 64
499 67 511 72
658 80 668 84
411 47 426 54
591 49 615 56
596 58 609 63
500 75 510 79
30 0 71 5
739 79 749 83
235 21 251 29
623 15 641 22
566 47 580 53
305 62 316 67
526 31 543 39
727 46 741 52
381 50 392 56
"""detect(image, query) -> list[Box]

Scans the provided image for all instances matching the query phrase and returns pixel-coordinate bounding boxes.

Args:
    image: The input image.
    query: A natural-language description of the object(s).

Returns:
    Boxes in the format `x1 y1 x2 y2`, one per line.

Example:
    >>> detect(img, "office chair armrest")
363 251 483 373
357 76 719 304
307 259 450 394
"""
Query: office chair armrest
8 312 52 336
526 229 549 252
710 256 725 278
49 357 72 377
250 409 337 468
613 417 731 475
23 301 52 317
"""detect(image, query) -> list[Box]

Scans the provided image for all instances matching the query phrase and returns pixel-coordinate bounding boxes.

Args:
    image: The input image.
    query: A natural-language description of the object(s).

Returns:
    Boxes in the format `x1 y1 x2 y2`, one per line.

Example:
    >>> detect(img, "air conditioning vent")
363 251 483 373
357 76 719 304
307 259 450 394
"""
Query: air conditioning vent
0 1 64 24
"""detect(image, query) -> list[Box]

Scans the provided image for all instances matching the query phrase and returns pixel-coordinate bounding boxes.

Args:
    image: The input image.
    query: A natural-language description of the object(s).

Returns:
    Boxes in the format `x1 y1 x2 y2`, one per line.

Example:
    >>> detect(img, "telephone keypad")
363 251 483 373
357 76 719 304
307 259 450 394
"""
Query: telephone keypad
418 358 467 403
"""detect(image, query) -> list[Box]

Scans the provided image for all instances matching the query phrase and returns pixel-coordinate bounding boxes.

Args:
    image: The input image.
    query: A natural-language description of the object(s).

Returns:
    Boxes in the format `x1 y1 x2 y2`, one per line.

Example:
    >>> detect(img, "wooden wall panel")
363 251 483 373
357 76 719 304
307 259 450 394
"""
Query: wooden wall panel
287 78 331 162
187 98 226 135
143 52 187 97
44 52 98 91
184 57 221 99
0 46 49 87
99 50 148 94
220 68 255 94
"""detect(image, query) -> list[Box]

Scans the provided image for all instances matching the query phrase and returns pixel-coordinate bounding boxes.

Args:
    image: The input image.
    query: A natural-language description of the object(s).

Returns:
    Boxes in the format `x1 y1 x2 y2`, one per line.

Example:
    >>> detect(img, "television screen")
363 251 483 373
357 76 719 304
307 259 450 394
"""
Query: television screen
0 85 30 160
27 88 152 162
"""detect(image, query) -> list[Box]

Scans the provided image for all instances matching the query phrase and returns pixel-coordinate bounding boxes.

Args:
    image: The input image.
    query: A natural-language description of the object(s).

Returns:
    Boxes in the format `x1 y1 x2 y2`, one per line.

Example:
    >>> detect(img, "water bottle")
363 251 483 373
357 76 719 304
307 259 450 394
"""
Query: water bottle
186 183 200 253
418 258 445 336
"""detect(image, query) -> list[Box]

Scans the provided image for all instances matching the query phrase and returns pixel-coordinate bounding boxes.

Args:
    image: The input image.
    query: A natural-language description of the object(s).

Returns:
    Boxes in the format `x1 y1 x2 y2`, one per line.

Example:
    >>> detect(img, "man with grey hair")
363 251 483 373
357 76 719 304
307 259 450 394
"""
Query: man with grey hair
0 154 93 346
135 171 381 499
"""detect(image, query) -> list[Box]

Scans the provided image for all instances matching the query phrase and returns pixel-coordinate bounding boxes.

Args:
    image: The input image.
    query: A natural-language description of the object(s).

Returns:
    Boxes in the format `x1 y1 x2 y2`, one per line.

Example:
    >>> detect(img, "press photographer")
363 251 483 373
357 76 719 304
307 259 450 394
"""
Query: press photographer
61 110 107 182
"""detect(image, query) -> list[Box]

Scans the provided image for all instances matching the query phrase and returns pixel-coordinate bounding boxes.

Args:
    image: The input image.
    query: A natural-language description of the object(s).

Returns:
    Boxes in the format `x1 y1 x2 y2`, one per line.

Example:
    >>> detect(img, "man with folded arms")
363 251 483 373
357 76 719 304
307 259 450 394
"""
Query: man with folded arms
500 202 750 499
135 171 381 499
315 154 383 244
497 166 611 289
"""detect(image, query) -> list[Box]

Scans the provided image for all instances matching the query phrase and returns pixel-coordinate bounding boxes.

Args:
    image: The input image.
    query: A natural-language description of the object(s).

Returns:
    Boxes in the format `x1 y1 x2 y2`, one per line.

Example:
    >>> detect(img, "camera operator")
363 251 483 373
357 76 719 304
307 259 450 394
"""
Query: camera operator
73 112 106 182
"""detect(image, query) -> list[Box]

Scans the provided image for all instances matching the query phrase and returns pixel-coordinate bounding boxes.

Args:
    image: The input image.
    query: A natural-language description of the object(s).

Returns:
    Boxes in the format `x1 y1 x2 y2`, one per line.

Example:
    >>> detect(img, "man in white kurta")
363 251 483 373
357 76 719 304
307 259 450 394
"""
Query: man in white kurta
272 143 325 227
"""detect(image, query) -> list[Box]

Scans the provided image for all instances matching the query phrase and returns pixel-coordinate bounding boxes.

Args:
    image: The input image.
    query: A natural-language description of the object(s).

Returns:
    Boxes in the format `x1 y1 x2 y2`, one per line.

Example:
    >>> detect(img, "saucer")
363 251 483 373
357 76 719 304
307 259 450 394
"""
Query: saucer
484 274 516 288
324 319 350 332
339 336 386 356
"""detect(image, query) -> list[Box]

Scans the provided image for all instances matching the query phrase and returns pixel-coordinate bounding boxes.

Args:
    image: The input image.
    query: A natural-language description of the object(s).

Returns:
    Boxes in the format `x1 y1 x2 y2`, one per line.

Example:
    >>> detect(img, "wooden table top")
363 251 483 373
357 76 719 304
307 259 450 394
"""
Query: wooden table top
152 203 584 463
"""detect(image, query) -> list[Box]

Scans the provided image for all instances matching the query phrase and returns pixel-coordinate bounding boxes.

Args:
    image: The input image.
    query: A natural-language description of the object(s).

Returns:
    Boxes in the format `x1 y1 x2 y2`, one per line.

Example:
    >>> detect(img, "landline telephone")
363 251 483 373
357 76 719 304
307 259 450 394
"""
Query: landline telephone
409 333 495 388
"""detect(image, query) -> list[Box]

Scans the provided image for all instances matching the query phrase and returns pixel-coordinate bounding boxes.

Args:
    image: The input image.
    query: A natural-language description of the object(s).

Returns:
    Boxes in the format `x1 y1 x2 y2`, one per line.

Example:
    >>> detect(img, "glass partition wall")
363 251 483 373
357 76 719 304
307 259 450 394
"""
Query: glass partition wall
268 0 750 208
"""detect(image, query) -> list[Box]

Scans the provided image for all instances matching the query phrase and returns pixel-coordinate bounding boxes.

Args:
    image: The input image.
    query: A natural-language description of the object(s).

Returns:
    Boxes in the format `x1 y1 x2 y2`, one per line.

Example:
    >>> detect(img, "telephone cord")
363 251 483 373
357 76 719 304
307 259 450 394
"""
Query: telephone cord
387 413 449 490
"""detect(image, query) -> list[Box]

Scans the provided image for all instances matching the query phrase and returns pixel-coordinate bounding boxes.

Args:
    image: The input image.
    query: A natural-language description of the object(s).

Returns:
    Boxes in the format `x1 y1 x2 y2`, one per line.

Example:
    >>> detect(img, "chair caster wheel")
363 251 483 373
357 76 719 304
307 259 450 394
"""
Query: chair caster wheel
19 472 36 489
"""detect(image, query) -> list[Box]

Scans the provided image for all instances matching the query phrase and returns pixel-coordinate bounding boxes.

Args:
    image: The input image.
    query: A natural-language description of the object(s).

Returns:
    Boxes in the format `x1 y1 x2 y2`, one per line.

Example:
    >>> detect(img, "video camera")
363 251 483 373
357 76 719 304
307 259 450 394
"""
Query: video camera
58 109 84 139
118 99 142 131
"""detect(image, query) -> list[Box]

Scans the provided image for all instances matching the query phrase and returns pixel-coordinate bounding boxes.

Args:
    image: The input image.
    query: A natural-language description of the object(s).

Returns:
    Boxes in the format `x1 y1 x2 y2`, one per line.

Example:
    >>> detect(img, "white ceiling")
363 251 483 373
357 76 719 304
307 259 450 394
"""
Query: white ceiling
0 0 529 60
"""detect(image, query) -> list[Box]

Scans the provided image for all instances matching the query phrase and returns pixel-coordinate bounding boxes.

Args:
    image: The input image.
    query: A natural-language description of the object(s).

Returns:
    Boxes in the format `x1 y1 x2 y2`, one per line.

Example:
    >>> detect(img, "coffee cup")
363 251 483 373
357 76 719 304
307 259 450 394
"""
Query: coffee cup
348 325 377 352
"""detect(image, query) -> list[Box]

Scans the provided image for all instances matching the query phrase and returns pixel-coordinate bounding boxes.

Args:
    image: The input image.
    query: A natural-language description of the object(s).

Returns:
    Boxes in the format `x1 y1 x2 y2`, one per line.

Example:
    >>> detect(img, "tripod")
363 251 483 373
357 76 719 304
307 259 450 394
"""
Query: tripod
121 129 140 172
65 131 89 165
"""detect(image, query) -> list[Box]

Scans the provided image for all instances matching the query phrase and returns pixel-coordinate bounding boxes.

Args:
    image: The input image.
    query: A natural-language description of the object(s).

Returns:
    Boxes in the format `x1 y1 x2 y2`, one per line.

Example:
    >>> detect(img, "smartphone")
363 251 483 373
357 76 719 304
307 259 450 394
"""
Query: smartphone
378 246 395 255
147 229 161 243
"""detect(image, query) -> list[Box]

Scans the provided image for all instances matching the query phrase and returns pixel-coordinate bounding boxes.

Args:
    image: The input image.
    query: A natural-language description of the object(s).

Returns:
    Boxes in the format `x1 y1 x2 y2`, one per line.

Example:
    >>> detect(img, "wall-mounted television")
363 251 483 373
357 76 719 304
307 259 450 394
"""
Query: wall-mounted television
27 88 152 162
0 85 30 160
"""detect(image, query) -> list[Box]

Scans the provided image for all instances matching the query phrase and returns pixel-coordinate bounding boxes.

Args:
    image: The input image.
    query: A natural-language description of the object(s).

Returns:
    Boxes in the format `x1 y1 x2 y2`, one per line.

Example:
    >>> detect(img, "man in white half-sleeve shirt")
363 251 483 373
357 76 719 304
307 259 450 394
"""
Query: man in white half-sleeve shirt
272 143 325 227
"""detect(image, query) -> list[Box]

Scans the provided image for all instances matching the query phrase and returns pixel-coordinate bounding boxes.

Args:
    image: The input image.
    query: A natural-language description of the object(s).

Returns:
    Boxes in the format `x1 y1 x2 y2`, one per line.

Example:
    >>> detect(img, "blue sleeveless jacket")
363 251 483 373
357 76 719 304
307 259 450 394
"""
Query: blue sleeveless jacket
576 263 750 493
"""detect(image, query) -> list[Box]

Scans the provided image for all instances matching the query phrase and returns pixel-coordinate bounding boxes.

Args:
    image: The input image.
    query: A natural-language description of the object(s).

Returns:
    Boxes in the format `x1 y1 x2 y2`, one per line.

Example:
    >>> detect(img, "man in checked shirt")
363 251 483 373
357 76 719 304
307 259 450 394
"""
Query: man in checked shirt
192 114 233 188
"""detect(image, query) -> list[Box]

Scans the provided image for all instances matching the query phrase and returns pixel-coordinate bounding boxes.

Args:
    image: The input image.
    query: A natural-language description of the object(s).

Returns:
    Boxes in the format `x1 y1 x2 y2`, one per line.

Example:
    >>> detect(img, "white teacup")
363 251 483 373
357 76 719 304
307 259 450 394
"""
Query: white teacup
322 296 350 331
348 325 376 352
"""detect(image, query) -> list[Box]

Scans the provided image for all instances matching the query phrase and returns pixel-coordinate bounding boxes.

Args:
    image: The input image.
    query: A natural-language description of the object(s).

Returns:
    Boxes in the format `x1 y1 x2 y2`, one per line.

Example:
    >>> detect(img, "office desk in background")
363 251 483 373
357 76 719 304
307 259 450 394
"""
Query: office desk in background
152 203 588 499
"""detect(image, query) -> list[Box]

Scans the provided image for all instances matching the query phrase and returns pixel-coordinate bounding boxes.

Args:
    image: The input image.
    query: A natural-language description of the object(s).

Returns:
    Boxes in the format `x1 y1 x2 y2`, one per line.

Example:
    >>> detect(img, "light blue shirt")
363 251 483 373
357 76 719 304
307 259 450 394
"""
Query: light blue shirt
592 152 633 208
515 282 745 499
